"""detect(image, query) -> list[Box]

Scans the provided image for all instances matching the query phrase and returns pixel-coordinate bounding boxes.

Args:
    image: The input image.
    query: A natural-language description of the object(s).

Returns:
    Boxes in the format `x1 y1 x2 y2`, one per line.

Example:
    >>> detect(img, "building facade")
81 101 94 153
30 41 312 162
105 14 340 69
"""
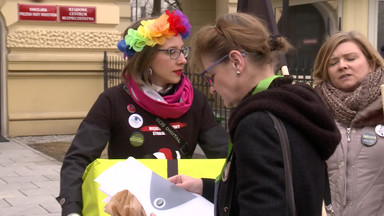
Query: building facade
0 0 382 137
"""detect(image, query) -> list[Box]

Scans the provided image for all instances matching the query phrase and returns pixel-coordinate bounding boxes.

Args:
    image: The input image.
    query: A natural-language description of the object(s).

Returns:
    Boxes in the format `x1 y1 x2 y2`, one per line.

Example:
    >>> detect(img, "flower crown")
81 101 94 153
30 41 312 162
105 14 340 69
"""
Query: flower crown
117 10 192 58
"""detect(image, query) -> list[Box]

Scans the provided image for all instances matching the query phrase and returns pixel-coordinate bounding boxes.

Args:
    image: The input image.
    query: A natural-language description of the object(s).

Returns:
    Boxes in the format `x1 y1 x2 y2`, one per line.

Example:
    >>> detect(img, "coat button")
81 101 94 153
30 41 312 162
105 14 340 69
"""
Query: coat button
224 207 229 212
59 198 65 205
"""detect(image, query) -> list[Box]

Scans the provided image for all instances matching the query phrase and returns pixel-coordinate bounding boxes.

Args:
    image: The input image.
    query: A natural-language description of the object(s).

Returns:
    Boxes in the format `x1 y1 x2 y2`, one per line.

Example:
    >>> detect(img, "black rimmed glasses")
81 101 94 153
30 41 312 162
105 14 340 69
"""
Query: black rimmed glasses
157 47 190 60
200 54 229 86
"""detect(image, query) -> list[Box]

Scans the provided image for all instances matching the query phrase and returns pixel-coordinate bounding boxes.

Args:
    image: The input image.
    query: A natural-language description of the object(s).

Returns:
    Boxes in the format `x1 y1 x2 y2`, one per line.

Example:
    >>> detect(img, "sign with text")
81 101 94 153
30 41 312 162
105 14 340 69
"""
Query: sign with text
18 4 57 21
59 6 96 23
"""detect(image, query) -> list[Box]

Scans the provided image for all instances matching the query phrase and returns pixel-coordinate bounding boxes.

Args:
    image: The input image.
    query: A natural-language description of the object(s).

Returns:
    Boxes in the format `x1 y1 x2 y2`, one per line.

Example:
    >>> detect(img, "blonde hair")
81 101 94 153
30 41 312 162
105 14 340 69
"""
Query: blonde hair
313 31 384 84
189 12 292 74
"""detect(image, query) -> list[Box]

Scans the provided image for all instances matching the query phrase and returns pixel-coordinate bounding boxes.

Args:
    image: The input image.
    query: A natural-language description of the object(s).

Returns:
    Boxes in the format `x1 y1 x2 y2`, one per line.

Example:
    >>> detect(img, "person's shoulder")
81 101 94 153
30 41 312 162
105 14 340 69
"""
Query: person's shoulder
101 83 125 97
190 87 202 99
241 111 272 123
236 111 274 131
233 111 278 145
92 84 129 105
192 86 200 95
192 87 207 99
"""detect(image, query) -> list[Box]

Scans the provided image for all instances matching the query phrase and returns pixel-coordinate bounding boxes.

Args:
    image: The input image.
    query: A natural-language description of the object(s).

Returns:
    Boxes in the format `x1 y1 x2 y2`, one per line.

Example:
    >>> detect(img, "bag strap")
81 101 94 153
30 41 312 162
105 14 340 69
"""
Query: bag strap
120 84 191 158
153 116 191 158
324 163 334 215
266 111 297 216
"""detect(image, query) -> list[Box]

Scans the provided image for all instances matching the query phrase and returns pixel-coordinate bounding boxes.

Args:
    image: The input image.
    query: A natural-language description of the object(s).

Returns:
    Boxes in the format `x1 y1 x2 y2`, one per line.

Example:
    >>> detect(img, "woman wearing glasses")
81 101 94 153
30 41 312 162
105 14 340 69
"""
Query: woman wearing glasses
57 10 228 216
168 13 341 216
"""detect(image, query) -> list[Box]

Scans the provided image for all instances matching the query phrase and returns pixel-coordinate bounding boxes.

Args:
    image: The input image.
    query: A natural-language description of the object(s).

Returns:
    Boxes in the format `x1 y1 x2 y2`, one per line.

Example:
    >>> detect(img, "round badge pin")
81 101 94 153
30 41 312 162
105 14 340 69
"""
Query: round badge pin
128 113 143 128
129 132 144 147
127 104 136 113
361 131 377 147
375 124 384 137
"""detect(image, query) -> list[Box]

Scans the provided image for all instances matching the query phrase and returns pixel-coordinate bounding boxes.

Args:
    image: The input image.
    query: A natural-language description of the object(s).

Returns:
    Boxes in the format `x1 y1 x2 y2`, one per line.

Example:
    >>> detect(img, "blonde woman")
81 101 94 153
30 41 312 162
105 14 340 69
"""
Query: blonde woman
313 31 384 216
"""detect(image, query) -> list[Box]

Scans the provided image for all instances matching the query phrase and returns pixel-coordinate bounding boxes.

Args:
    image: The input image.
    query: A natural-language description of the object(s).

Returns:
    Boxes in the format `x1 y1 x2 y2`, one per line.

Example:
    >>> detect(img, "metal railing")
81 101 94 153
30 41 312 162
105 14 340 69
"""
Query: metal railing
103 51 125 90
103 51 314 130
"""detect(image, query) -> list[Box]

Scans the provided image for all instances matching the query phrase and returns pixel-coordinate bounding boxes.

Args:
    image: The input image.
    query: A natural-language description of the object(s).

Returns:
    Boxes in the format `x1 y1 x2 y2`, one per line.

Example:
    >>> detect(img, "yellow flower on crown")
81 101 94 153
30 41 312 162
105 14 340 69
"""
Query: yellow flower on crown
117 10 192 58
138 14 173 46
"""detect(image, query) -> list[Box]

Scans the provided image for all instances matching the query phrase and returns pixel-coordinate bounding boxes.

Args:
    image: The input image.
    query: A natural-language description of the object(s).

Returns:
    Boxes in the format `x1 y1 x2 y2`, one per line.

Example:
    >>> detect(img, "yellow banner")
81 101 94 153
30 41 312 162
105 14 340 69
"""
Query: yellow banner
82 158 225 216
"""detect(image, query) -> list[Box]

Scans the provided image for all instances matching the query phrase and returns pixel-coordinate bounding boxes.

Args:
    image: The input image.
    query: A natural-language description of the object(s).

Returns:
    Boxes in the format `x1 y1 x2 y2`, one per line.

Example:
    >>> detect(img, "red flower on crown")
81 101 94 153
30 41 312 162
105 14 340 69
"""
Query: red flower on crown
166 10 186 36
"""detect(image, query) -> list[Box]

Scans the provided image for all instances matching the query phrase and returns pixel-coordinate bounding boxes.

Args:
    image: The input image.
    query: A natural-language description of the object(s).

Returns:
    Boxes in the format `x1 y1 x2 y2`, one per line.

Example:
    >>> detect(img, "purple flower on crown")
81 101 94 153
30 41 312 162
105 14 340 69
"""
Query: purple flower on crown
174 10 191 39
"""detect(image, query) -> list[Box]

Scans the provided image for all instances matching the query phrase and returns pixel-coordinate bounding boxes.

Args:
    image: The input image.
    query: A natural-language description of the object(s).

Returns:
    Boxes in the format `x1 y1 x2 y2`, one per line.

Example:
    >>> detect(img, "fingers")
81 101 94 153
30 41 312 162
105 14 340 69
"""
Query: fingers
167 175 181 184
168 174 188 184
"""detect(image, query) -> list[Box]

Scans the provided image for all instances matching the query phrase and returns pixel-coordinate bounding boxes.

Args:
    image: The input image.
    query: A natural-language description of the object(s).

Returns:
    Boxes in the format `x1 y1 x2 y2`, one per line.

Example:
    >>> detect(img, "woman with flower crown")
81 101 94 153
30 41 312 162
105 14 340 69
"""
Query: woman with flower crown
57 10 228 216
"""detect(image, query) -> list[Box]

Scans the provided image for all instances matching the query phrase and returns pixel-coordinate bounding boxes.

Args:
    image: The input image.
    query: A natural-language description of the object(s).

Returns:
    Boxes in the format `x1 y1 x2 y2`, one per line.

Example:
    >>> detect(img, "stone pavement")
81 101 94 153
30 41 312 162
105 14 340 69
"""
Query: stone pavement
0 135 74 216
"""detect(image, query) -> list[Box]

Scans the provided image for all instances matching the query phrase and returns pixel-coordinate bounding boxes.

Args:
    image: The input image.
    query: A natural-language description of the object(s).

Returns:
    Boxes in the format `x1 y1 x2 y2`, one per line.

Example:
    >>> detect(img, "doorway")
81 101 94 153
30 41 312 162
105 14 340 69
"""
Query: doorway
278 4 326 75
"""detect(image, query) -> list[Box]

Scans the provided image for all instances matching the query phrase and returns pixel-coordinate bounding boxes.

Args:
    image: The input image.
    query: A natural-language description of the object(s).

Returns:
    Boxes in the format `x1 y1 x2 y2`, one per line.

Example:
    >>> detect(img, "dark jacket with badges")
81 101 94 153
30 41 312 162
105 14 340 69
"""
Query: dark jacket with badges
206 77 341 216
314 67 384 216
57 83 228 216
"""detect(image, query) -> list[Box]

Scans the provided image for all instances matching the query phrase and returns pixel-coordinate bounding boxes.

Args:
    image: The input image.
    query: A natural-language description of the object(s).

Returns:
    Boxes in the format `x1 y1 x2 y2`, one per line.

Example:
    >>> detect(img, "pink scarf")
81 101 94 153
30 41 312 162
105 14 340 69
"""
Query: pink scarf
127 75 194 119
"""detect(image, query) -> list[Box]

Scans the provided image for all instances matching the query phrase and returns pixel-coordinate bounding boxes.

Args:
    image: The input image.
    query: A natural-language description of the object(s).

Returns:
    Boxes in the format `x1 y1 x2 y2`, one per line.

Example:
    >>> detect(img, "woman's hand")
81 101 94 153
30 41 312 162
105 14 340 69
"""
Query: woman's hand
168 174 203 195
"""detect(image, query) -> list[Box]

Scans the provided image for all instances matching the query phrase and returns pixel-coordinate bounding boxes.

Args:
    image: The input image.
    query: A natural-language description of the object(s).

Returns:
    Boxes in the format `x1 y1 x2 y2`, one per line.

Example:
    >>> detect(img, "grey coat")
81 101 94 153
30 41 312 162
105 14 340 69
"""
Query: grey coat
327 97 384 216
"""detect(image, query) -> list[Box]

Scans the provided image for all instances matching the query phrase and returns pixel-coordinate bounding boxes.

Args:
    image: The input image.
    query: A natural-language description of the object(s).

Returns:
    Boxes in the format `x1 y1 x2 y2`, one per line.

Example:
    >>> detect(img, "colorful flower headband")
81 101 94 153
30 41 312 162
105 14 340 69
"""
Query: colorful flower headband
117 10 192 58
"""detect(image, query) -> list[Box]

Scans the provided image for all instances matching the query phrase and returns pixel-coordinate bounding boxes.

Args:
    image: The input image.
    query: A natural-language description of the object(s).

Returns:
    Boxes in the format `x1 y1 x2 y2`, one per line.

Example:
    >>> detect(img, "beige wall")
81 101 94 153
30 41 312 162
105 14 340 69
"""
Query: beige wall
2 0 121 136
181 0 236 46
1 0 228 137
182 0 217 37
116 0 131 33
341 0 369 36
0 0 373 137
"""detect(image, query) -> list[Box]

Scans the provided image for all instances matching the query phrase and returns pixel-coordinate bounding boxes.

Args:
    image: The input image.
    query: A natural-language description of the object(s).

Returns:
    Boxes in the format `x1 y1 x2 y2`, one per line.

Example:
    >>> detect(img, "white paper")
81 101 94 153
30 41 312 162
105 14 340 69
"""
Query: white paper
94 157 214 216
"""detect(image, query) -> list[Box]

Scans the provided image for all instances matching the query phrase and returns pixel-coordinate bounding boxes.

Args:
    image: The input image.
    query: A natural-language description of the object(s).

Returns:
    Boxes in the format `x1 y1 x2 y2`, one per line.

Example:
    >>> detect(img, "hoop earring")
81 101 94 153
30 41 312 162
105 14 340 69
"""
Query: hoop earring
147 67 153 76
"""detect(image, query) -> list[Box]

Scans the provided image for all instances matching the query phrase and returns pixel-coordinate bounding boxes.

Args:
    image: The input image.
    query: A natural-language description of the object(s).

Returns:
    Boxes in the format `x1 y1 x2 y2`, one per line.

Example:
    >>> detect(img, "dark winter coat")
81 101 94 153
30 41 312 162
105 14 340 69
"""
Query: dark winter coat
57 83 229 216
209 78 340 216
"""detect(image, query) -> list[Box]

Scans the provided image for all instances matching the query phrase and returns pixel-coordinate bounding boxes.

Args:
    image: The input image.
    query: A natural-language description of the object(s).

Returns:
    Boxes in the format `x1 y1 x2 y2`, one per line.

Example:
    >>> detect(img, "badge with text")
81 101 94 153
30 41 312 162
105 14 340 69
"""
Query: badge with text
130 132 144 147
128 114 143 129
375 124 384 137
361 131 377 147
